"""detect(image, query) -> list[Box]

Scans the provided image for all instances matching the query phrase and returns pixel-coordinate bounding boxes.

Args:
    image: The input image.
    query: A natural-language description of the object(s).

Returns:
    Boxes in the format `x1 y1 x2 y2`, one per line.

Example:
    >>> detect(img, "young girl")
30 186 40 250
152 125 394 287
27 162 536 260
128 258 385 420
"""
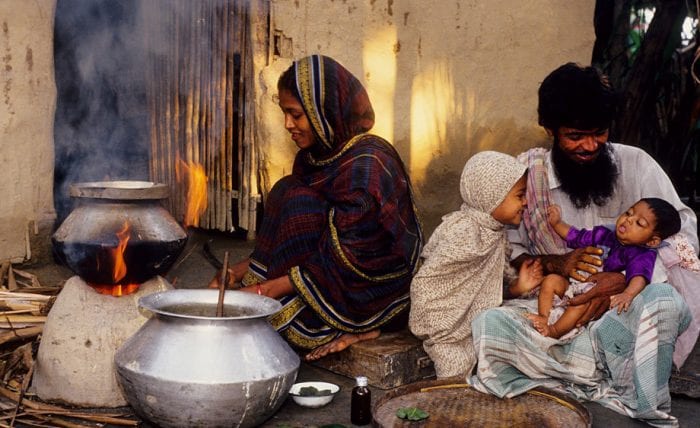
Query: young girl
525 197 681 339
409 151 543 379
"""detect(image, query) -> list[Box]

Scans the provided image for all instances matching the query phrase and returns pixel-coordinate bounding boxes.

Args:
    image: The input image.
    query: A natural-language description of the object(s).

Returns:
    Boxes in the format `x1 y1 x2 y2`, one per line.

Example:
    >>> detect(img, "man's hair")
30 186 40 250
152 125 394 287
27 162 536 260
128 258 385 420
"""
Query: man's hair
538 63 618 131
641 197 681 240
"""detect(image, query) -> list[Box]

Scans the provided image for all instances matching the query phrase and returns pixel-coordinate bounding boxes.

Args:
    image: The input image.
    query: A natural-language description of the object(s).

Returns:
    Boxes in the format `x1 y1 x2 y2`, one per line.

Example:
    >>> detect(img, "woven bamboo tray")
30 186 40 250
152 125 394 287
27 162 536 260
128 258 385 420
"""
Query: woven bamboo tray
372 379 591 427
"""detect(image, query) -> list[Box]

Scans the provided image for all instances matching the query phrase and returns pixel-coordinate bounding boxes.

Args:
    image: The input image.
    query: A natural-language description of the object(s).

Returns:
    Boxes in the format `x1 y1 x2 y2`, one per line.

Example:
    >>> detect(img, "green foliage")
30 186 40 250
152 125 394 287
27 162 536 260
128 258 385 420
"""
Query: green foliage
396 407 429 421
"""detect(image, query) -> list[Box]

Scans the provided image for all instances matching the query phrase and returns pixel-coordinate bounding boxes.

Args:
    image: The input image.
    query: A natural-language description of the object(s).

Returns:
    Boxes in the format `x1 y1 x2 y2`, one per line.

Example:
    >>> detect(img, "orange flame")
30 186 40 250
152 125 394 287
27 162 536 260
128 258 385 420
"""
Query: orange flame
177 159 208 227
90 283 140 297
111 221 131 283
89 220 139 296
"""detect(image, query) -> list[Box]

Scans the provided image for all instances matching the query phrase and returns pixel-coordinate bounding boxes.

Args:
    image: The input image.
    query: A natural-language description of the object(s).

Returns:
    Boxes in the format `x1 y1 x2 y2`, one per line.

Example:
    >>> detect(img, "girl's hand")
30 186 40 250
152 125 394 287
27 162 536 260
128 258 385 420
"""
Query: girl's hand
517 258 543 293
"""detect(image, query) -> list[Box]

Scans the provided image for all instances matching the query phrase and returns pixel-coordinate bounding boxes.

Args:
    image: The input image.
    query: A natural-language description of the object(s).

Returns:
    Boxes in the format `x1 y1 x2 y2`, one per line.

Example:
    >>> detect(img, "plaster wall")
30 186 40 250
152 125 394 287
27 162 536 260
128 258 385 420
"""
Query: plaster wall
0 0 56 262
254 0 596 234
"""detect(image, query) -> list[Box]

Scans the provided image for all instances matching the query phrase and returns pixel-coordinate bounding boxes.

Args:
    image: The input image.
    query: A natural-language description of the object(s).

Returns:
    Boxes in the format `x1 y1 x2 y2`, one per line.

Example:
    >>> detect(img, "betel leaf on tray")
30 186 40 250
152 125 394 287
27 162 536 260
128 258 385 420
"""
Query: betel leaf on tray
396 407 429 421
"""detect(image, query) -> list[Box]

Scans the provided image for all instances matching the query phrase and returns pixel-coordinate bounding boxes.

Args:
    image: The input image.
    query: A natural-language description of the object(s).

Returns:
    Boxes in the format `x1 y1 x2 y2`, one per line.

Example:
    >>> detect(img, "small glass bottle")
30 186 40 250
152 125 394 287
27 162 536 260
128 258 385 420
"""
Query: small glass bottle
351 375 371 425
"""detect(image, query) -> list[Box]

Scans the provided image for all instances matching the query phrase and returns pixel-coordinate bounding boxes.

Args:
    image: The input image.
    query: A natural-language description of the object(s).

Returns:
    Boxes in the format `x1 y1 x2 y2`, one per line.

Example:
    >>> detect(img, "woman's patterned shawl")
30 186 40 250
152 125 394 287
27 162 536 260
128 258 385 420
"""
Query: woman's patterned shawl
252 55 423 349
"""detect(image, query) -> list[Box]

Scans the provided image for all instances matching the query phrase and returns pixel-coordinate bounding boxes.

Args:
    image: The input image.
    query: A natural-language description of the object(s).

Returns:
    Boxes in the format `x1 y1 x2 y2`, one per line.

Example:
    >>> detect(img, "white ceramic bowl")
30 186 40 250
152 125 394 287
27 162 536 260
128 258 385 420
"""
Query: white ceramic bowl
289 381 340 408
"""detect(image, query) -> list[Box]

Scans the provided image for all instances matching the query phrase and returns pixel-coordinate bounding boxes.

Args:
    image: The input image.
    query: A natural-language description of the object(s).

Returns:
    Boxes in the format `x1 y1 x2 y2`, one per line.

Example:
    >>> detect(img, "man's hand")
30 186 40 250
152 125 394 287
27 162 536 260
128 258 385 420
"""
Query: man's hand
568 271 626 327
540 247 604 281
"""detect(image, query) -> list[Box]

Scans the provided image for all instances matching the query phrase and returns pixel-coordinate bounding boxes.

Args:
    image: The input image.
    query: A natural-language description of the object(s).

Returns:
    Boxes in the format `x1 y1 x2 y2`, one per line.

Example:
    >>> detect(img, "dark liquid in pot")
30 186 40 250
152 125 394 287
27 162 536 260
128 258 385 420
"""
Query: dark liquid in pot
53 238 187 285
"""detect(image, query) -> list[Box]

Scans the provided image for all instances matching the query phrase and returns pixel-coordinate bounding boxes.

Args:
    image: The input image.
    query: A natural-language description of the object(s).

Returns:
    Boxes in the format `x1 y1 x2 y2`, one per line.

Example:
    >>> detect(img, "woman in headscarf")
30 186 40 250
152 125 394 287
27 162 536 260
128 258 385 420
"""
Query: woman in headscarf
409 151 541 379
213 55 423 361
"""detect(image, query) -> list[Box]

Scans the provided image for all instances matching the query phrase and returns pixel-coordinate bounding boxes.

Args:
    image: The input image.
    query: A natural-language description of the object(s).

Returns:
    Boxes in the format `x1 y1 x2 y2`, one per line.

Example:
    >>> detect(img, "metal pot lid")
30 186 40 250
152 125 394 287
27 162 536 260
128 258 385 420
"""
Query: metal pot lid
69 181 169 200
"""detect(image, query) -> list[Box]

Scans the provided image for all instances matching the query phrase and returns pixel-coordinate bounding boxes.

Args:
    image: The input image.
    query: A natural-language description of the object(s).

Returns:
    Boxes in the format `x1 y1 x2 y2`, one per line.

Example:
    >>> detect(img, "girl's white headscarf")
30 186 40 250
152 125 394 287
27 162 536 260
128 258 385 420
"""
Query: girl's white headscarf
422 150 527 264
409 151 526 378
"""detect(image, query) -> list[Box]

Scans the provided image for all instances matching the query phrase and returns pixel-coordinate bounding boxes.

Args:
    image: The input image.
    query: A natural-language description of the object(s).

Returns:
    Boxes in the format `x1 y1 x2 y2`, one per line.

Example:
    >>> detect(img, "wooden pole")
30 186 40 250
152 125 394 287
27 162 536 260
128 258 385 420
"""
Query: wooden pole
235 0 247 230
216 251 229 317
218 2 228 231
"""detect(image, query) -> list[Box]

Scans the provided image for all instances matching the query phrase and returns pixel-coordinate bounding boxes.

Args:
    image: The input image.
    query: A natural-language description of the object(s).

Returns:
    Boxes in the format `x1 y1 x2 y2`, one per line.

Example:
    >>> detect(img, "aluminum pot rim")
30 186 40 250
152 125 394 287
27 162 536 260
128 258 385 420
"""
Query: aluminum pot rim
138 289 282 320
70 181 169 200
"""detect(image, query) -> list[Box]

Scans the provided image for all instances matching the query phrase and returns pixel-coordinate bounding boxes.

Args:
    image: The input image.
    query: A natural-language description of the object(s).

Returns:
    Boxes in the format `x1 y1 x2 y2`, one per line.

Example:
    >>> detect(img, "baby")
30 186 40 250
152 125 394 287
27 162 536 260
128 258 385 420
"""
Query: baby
525 197 681 339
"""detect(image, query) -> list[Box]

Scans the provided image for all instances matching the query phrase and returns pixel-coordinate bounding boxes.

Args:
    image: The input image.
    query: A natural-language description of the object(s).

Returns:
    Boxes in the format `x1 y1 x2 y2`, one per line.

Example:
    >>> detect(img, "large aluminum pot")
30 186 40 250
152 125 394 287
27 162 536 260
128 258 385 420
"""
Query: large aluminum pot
52 181 187 284
114 289 300 428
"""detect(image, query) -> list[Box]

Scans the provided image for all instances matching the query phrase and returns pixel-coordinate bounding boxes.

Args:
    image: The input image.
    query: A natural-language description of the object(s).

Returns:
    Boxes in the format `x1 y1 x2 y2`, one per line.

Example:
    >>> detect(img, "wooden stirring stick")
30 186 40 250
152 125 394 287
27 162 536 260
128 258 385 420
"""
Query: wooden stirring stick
216 251 229 317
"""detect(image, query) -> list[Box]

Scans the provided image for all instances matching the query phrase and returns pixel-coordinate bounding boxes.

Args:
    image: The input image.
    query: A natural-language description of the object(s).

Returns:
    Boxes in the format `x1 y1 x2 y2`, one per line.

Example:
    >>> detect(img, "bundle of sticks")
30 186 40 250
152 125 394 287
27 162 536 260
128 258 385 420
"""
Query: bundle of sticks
0 262 53 348
0 262 41 291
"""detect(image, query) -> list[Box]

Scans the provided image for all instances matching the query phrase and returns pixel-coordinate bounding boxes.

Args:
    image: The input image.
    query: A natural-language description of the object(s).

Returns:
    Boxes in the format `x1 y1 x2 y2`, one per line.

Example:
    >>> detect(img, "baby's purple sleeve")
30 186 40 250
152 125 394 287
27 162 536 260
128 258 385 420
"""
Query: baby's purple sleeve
566 226 614 249
624 249 657 284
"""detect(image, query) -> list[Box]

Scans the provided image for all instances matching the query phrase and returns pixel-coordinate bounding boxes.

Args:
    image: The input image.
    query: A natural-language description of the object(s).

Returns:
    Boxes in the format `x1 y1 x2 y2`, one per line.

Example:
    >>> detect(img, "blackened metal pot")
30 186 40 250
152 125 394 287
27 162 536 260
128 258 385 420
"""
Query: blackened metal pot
52 181 187 284
114 289 300 428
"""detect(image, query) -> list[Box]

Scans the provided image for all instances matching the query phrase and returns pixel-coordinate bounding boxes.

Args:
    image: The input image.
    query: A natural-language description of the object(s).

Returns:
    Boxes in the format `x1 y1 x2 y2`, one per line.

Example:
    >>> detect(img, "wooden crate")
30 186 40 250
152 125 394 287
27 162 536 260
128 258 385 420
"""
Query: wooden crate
311 330 436 390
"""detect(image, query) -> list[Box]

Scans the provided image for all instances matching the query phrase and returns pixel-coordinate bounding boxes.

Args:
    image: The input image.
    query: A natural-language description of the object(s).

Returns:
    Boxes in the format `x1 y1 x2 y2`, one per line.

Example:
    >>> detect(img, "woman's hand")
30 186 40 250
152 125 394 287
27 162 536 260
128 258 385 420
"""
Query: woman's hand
208 258 251 290
238 275 295 299
208 269 234 289
568 271 626 326
540 247 603 281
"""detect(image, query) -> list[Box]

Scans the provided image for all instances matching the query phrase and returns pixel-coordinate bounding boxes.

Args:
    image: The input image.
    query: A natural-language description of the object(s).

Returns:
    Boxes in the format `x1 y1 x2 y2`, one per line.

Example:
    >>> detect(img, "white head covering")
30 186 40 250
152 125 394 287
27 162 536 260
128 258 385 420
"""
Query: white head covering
409 151 526 378
461 151 529 215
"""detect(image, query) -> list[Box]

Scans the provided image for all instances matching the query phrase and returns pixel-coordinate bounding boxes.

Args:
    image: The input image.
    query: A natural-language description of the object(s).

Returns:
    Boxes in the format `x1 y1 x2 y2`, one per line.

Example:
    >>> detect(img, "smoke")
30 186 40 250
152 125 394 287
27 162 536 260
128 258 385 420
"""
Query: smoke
53 0 150 225
53 0 249 233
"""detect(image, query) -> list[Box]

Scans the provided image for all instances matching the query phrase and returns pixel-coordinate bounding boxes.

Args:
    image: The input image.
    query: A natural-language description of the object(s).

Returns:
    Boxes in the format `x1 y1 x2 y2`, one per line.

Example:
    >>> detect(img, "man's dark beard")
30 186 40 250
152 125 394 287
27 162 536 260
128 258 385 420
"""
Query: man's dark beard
551 141 618 209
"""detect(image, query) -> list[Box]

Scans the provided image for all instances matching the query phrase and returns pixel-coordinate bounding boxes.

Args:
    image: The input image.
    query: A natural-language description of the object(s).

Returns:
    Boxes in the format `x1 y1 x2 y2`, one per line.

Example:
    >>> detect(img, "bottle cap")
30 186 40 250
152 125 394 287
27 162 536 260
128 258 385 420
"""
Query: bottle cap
356 376 368 387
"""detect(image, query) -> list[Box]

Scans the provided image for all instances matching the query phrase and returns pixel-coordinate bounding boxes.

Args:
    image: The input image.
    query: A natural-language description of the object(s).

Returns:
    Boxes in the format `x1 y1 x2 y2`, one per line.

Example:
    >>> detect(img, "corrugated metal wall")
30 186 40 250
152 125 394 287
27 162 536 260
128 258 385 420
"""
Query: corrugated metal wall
142 0 257 235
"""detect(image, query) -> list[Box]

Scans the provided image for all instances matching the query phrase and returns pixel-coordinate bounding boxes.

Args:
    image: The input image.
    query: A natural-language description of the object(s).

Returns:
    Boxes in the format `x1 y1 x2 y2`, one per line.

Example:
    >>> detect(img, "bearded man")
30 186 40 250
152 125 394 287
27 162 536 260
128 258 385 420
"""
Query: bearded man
471 63 697 427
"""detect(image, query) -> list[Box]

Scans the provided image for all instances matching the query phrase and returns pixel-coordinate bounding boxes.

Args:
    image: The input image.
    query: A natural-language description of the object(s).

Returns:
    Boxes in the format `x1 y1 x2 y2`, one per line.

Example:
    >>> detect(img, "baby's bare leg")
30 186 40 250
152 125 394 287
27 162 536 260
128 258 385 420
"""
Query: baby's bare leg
525 313 550 335
538 274 569 318
544 302 590 339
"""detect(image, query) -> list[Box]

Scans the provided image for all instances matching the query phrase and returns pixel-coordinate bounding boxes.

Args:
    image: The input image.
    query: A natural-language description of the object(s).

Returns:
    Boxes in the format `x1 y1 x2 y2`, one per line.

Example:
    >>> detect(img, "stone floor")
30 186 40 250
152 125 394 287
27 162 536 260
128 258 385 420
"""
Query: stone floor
18 228 700 427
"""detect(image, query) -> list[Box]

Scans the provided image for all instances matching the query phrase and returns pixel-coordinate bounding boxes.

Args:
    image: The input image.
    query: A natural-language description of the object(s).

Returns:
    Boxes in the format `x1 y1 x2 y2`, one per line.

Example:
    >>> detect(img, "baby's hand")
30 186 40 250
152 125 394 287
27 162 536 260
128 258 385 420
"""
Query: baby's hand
610 292 634 314
517 258 543 293
547 205 562 226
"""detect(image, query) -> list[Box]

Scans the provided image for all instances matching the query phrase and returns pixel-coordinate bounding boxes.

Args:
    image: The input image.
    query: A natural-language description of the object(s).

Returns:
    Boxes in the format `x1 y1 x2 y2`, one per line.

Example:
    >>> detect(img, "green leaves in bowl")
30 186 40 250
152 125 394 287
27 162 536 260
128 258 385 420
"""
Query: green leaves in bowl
298 385 333 396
